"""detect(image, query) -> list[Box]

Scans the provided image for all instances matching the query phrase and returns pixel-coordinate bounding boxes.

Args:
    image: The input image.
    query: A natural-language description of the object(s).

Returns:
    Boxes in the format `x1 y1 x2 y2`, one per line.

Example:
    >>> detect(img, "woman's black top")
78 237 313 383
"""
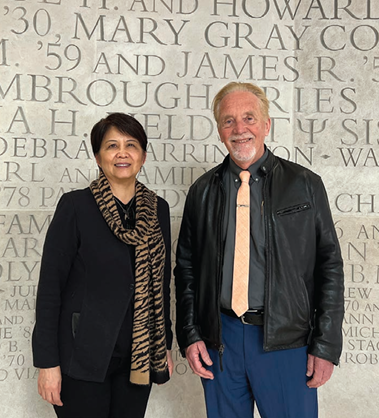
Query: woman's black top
32 188 172 382
113 197 136 359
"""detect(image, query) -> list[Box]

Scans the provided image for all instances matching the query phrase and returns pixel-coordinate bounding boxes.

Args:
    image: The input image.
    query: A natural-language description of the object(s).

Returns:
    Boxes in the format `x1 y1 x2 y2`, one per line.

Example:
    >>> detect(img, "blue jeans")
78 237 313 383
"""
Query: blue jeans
201 313 318 418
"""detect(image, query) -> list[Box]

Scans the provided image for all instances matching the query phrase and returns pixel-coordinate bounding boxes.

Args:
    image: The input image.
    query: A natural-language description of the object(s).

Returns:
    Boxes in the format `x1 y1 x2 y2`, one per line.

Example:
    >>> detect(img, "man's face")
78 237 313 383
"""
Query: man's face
218 91 271 169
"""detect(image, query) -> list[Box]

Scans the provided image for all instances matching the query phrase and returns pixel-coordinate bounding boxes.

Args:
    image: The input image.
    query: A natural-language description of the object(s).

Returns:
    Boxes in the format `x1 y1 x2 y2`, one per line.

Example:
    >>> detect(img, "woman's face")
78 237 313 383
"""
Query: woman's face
95 126 146 186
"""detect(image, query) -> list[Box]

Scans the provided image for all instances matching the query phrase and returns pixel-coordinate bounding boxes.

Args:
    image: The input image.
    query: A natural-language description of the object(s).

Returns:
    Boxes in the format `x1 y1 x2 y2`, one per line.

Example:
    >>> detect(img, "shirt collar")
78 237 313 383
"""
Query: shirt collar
228 148 269 183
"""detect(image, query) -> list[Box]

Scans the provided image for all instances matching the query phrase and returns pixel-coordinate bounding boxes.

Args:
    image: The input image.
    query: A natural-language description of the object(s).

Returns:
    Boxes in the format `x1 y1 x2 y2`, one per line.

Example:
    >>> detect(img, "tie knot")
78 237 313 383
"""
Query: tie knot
239 171 250 184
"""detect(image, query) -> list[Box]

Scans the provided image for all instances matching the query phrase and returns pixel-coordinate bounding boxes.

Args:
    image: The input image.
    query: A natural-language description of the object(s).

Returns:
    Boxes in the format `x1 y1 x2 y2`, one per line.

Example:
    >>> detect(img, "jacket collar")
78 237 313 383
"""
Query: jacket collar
259 148 276 176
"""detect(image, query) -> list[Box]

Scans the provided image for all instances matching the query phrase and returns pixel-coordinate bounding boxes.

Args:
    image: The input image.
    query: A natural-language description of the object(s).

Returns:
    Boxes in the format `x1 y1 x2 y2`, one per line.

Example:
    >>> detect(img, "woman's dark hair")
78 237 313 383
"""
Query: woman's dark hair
90 113 148 155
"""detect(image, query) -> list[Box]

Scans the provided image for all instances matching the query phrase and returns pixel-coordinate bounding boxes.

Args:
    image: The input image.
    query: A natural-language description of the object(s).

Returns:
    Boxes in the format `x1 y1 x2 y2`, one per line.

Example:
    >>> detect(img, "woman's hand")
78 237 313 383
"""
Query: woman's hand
38 366 63 406
167 350 174 377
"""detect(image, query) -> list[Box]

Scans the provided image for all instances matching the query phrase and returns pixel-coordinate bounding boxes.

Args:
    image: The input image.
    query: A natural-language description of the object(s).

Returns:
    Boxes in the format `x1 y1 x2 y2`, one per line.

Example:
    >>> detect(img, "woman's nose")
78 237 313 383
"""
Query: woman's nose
117 147 129 157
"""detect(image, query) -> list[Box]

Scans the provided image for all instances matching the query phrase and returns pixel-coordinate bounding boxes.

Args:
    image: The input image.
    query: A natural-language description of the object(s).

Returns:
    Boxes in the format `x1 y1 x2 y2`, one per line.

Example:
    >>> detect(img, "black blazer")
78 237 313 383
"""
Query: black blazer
32 188 172 382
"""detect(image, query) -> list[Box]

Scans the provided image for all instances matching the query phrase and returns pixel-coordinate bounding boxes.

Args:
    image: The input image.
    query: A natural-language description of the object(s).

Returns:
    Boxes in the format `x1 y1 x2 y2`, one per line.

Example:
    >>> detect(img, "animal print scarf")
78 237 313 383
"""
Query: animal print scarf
90 171 169 385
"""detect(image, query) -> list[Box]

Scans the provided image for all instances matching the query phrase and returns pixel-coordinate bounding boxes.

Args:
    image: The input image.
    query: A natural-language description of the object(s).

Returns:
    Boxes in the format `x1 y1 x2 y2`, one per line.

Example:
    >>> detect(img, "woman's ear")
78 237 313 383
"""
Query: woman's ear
95 153 101 168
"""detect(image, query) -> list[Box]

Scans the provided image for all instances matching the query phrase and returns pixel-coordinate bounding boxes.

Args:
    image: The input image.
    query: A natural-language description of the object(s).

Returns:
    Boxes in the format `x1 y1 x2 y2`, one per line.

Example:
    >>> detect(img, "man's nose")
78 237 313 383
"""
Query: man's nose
233 119 247 134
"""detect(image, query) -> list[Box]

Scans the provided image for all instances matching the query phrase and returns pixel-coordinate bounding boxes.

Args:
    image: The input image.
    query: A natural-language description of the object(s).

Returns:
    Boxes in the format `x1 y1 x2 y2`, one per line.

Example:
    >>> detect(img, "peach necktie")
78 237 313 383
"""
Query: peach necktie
231 170 250 317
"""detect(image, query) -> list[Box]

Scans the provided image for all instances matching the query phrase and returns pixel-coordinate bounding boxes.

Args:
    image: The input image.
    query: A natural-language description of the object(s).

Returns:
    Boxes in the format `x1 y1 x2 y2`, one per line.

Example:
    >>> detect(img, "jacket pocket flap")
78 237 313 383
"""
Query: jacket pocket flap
72 312 80 338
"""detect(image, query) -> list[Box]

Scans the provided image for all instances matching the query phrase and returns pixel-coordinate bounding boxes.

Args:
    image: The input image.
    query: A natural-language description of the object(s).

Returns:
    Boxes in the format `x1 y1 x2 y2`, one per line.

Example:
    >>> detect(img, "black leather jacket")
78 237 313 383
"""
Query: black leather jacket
175 151 344 365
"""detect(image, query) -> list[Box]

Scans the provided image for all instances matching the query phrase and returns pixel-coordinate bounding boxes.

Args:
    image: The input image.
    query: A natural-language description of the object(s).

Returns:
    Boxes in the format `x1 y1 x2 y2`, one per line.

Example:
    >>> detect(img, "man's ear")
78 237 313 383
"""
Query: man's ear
265 118 271 136
218 128 224 143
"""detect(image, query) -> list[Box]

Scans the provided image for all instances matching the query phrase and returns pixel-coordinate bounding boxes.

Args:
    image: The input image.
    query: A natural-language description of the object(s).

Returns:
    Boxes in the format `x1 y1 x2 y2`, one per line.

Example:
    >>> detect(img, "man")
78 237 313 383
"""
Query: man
175 82 344 418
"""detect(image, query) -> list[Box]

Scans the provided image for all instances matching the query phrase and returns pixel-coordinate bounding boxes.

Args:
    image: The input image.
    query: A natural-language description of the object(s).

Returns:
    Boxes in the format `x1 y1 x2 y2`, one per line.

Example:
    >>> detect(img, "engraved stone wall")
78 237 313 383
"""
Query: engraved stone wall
1 1 378 417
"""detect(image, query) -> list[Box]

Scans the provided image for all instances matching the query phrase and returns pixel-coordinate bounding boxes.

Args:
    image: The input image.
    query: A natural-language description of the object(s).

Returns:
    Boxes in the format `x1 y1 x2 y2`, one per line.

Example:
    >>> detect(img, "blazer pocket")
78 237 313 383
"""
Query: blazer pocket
276 202 311 216
72 312 81 338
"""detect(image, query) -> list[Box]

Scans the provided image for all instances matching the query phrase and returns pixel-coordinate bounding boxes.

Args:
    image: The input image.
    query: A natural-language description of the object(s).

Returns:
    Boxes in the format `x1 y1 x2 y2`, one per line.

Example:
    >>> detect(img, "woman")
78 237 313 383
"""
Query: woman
32 113 173 418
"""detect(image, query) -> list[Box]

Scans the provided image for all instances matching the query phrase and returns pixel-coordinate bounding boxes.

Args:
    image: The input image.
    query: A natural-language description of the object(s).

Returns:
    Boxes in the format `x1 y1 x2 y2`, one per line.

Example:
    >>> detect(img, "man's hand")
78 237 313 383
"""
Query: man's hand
185 341 214 380
38 366 63 406
167 350 174 377
306 354 334 388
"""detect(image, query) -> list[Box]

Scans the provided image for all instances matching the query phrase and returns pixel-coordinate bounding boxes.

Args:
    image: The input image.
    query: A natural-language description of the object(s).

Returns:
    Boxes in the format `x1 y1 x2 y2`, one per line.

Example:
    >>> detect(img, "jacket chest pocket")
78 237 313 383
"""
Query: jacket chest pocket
72 312 81 338
276 202 311 216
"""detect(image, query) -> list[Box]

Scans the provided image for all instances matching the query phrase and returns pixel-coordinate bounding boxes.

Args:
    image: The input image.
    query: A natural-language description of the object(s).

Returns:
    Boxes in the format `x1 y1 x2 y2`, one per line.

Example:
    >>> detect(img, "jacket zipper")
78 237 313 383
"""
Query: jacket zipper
216 174 225 372
262 174 271 351
276 202 311 216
